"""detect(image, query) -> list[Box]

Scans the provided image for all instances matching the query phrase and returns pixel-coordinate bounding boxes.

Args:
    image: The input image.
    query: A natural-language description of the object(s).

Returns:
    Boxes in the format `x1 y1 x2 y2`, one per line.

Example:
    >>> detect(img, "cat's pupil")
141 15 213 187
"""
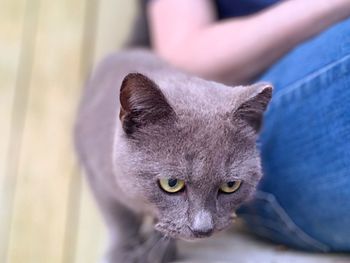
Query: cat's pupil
168 179 178 187
227 181 235 188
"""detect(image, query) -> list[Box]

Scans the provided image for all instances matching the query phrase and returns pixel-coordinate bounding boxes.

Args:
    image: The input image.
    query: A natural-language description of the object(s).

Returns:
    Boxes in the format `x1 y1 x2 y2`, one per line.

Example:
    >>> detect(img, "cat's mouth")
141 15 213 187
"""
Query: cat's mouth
154 216 236 240
154 222 216 240
187 225 214 238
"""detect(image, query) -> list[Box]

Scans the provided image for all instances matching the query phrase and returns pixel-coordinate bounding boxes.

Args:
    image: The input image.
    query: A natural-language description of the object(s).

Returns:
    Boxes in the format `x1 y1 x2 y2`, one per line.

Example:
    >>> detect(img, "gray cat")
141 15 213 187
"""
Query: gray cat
74 49 272 263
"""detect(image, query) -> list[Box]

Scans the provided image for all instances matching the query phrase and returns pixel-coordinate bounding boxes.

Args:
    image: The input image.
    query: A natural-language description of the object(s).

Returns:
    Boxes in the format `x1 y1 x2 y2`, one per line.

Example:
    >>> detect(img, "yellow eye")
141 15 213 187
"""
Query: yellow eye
219 180 242 194
159 178 185 193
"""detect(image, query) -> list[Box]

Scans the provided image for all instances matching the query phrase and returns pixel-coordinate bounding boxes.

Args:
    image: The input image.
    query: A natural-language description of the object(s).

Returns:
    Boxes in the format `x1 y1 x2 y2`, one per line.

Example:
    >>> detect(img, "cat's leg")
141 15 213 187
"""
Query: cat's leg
108 231 177 263
141 232 177 263
90 182 140 262
85 171 177 263
99 195 177 263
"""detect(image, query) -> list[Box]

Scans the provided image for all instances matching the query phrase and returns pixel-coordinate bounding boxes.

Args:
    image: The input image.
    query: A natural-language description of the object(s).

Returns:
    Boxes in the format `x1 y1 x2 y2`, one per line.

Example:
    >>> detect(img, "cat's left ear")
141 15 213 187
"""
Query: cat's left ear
234 83 273 131
119 73 176 135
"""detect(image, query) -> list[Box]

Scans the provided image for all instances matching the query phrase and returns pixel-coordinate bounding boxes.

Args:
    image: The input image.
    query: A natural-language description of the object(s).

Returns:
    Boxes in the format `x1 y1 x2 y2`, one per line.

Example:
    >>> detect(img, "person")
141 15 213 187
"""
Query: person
131 0 350 252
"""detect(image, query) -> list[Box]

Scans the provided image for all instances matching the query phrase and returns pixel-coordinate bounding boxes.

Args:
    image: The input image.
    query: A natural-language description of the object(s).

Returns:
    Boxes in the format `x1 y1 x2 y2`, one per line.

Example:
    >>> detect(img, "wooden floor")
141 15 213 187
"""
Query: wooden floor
0 1 137 262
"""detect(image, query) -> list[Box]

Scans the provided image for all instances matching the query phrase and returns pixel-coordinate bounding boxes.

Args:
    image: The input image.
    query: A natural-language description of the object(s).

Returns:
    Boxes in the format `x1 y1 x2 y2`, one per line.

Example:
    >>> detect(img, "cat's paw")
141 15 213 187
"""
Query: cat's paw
107 232 177 263
140 232 177 263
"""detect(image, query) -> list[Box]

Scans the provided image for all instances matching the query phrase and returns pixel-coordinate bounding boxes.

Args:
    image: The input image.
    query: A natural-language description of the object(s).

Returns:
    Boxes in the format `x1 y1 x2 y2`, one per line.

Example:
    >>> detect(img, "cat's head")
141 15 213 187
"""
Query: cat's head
114 73 272 240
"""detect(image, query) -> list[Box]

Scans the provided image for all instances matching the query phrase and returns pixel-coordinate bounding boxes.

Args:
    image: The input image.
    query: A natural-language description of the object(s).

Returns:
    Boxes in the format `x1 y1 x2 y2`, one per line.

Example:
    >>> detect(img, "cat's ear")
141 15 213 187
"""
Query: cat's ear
234 83 273 131
119 73 175 135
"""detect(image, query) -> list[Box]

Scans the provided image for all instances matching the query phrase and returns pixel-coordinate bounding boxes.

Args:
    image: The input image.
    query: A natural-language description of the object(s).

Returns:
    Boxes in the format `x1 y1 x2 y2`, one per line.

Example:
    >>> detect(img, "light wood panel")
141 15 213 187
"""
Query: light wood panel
62 1 100 262
6 0 87 262
1 0 137 262
0 0 36 261
73 180 106 263
93 0 137 64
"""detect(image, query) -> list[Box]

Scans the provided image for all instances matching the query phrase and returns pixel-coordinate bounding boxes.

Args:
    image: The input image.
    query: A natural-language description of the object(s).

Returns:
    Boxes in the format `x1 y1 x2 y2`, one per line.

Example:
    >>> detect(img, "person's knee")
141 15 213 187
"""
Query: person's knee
272 184 350 251
239 185 350 252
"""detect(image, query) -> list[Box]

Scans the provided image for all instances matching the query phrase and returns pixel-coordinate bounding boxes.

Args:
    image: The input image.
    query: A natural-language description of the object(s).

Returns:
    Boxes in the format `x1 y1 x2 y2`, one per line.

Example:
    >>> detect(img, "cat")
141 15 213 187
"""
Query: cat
74 49 272 263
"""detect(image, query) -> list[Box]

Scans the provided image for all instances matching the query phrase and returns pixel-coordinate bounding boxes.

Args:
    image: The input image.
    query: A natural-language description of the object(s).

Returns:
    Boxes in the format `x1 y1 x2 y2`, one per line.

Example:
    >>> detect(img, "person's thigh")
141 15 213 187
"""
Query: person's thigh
259 17 350 91
238 18 350 252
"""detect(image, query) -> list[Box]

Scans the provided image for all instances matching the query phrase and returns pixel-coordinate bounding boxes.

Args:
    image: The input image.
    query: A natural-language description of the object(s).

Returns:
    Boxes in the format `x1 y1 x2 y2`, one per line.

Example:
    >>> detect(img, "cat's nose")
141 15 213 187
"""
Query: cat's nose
191 210 214 237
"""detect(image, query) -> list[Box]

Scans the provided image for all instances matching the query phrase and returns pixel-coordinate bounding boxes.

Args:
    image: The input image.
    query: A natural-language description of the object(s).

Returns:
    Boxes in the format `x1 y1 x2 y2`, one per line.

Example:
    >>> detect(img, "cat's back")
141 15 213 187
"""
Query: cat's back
74 49 171 192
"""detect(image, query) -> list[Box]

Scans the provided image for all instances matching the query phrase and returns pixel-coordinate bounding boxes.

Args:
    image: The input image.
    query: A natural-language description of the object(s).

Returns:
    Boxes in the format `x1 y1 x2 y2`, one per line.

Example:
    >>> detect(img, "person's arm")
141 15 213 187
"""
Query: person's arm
148 0 350 84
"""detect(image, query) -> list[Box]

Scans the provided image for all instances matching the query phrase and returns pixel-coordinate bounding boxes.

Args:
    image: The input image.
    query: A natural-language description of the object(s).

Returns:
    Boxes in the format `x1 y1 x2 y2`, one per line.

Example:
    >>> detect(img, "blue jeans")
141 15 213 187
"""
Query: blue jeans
238 18 350 252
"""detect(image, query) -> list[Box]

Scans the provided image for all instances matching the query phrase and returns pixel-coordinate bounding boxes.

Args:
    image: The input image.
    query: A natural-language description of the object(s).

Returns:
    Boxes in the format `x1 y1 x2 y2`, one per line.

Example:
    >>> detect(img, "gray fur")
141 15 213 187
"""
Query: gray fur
74 49 272 263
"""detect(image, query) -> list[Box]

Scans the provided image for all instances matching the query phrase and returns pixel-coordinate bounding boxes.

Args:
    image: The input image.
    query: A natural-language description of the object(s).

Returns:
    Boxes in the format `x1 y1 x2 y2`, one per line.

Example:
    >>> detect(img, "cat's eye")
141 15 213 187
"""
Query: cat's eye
159 178 185 193
219 180 242 194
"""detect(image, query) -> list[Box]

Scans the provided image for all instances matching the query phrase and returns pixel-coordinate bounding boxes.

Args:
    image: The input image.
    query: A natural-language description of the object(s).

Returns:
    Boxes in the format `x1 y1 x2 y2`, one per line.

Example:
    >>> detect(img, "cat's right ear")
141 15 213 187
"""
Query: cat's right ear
234 83 273 132
119 73 175 135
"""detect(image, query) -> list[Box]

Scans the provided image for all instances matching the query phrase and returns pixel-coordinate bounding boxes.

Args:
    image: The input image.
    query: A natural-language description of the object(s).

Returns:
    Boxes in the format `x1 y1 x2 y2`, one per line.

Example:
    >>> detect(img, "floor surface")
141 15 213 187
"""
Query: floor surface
175 224 350 263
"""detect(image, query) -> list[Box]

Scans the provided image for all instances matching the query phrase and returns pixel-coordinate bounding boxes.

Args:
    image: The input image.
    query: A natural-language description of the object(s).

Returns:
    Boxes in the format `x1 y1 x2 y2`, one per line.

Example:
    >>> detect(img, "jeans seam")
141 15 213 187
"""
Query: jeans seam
240 191 330 252
270 53 350 104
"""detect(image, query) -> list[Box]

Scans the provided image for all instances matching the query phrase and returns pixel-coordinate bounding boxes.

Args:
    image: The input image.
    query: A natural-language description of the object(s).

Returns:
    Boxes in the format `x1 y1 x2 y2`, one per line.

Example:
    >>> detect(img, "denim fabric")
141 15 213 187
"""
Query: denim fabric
238 18 350 252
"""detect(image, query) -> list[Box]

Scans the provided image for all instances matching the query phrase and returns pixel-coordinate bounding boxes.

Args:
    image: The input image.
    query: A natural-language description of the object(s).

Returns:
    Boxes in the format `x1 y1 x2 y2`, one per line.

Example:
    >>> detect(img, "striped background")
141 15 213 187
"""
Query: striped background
0 1 136 262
